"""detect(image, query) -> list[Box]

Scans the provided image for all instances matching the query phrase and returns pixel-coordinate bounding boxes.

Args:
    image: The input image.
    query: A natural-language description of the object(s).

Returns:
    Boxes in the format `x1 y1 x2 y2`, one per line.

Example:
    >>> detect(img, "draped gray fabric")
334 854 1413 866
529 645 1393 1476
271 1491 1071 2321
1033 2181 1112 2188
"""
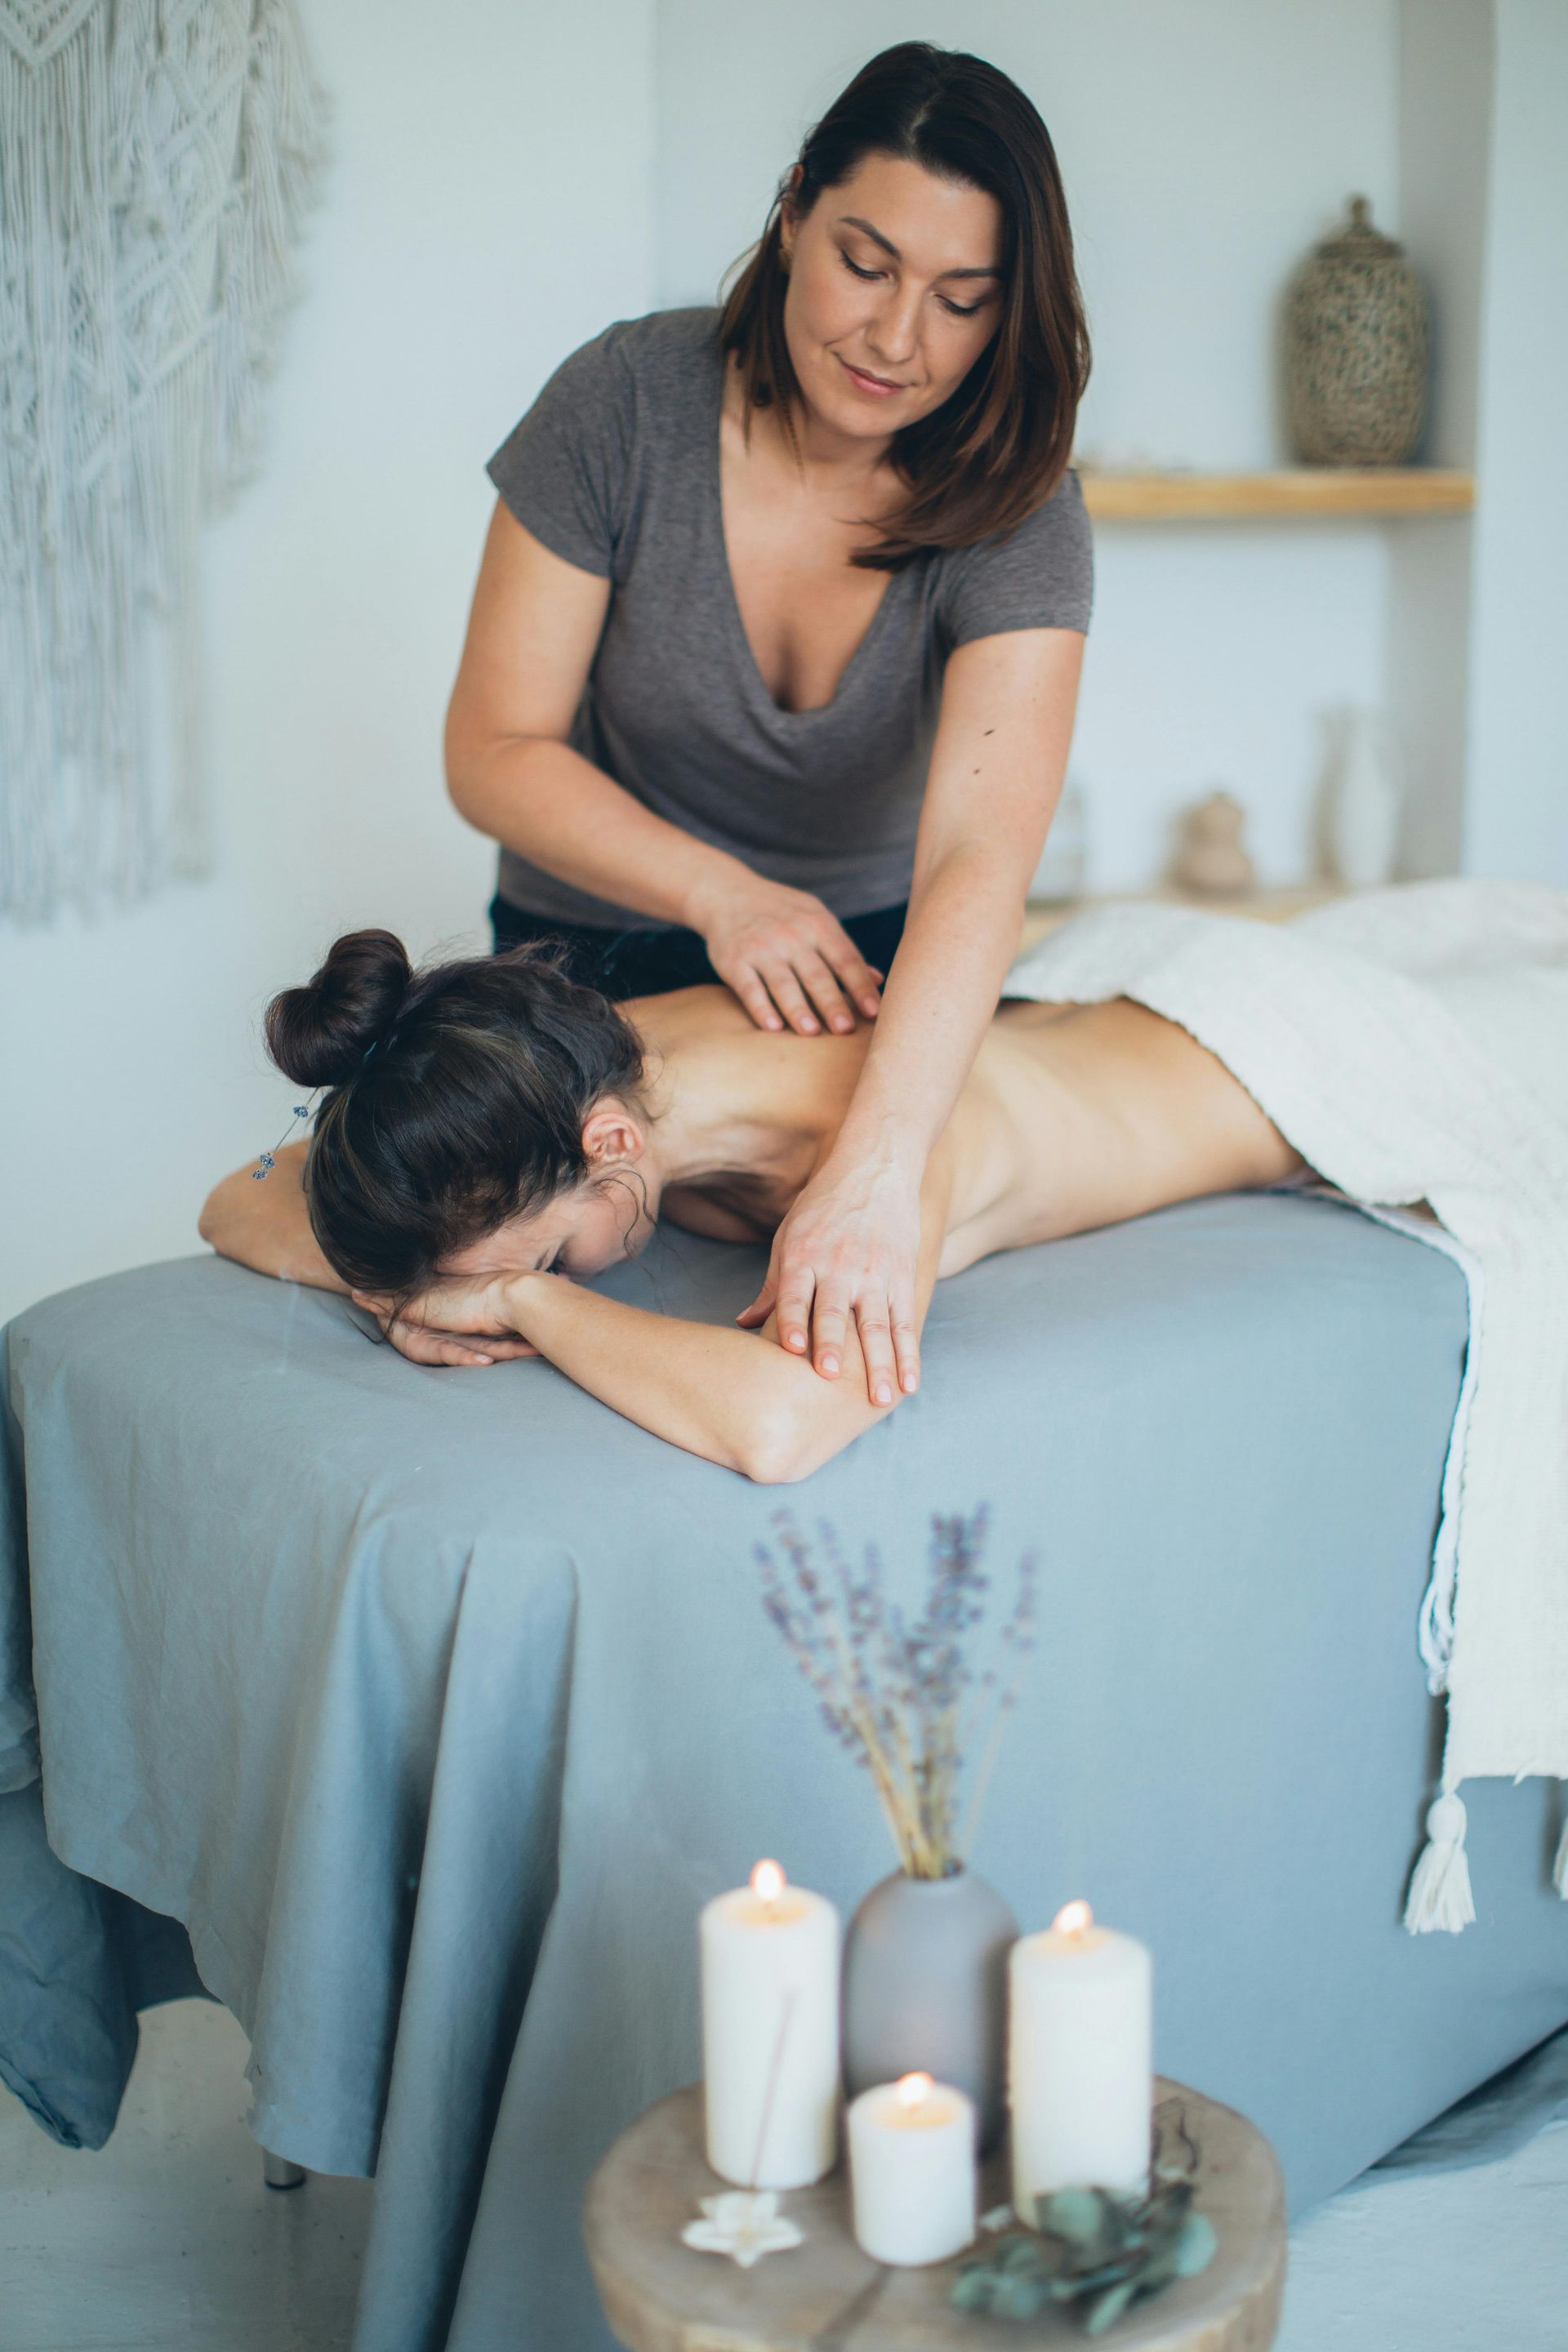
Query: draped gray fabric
4 1196 1566 2351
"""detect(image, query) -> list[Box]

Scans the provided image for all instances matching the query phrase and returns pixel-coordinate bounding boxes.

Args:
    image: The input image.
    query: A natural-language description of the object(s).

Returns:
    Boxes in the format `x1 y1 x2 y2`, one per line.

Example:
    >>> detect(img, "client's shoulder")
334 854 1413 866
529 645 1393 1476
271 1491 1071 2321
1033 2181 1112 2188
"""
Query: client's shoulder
623 982 753 1039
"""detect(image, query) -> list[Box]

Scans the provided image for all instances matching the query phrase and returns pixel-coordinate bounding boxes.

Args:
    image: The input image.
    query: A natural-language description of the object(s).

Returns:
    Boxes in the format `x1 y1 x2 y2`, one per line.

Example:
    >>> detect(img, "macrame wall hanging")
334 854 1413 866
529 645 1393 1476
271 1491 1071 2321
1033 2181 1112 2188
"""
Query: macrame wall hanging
0 0 330 920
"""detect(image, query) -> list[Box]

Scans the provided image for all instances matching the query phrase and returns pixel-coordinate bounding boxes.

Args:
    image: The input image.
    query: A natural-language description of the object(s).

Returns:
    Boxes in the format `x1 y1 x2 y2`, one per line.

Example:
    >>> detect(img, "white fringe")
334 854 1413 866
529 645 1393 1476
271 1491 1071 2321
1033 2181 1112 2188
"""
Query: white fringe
1323 1198 1485 1700
0 0 330 920
1404 1791 1477 1934
1553 1795 1568 1898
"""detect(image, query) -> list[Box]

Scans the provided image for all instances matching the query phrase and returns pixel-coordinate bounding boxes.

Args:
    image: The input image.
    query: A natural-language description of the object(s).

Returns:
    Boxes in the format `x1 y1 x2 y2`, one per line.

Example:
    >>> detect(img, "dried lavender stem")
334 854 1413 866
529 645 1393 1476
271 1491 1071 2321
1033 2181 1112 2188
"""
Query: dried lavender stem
755 1510 1035 1885
957 1704 1012 1869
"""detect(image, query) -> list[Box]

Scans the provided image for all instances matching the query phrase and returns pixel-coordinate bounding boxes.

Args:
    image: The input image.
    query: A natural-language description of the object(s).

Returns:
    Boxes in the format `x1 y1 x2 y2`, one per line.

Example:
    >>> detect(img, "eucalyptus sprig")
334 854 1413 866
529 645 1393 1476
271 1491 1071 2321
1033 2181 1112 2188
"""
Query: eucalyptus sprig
951 2105 1217 2334
755 1507 1038 1880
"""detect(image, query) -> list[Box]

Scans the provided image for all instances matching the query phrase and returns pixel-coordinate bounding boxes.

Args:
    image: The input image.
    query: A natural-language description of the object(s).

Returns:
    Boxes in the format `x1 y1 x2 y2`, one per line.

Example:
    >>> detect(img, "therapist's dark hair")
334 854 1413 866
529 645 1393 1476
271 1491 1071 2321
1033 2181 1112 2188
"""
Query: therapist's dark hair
265 929 645 1303
719 42 1091 570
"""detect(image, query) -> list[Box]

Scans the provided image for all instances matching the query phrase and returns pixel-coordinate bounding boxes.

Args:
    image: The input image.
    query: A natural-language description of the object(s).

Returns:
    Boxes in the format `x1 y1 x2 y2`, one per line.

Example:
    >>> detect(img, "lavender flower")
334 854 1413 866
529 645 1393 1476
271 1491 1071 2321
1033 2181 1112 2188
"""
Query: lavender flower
755 1508 1039 1879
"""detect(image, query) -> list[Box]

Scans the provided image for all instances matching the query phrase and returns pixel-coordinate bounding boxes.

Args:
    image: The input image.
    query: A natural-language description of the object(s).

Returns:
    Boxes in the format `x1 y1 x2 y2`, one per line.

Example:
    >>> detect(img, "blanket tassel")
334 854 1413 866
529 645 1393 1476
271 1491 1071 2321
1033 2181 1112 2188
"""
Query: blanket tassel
1404 1793 1476 1934
1553 1794 1568 1899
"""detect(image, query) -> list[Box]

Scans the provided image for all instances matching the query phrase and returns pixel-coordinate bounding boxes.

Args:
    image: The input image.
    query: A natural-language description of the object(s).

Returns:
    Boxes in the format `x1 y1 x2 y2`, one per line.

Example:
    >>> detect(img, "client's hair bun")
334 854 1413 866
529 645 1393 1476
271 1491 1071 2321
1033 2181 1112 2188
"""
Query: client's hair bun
265 929 412 1089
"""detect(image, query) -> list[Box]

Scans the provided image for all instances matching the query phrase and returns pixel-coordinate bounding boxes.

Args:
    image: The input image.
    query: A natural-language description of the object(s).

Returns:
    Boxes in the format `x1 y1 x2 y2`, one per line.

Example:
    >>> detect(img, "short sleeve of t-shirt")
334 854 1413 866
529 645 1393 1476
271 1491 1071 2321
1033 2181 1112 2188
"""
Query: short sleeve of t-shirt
485 323 636 579
935 468 1094 649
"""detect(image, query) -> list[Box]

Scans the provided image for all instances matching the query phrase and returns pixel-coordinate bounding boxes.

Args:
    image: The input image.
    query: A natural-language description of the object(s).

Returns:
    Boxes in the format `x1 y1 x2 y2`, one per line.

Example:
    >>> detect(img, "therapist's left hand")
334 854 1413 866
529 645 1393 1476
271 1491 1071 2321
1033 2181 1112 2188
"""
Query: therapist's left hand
737 1149 922 1406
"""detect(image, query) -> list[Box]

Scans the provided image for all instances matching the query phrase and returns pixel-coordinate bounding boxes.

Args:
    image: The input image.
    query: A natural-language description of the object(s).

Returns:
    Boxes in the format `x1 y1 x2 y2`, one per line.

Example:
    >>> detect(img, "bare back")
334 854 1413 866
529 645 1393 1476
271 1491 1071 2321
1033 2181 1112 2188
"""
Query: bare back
201 980 1299 1322
645 985 1302 1279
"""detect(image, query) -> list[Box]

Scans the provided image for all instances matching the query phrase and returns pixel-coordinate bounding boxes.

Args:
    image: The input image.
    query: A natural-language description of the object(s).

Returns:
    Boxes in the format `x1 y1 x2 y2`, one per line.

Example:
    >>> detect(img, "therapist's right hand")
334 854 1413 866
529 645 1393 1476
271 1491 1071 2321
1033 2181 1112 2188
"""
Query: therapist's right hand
693 875 884 1036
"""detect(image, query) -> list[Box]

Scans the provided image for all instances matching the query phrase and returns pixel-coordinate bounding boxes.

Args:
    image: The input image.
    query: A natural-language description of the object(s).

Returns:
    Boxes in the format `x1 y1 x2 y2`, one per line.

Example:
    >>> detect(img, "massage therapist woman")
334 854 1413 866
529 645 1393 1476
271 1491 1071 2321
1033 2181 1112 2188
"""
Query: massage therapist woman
445 42 1092 1409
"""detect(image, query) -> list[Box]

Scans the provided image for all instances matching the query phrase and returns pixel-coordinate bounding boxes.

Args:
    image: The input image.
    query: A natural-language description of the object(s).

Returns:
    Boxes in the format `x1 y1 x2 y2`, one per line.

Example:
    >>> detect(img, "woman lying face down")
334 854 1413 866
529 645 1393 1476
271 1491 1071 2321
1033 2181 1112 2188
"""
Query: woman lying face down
200 929 1301 1482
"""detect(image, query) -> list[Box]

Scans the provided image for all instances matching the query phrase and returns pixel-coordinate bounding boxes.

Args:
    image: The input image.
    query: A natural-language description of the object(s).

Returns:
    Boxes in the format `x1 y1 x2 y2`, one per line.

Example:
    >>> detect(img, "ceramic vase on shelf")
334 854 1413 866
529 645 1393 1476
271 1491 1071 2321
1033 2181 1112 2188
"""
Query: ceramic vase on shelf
841 1867 1018 2152
1285 195 1430 466
1322 708 1402 889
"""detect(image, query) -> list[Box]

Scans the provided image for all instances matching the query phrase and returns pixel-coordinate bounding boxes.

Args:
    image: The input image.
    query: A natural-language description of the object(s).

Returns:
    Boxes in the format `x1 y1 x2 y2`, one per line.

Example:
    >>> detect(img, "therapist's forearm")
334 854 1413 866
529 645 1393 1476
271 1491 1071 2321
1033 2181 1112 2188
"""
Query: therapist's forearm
448 733 755 929
832 845 1028 1165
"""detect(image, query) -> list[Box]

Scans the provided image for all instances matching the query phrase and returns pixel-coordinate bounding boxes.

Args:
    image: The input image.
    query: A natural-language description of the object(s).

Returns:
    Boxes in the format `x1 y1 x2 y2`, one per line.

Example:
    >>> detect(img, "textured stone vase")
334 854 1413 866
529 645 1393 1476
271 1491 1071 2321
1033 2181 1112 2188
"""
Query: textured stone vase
1285 196 1430 465
841 1868 1018 2150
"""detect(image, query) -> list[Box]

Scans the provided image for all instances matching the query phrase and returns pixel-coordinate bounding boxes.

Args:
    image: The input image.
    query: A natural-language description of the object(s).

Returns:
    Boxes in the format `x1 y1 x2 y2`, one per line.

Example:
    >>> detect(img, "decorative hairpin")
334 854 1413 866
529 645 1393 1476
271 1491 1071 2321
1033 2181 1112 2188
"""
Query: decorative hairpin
252 1028 391 1178
252 1095 322 1180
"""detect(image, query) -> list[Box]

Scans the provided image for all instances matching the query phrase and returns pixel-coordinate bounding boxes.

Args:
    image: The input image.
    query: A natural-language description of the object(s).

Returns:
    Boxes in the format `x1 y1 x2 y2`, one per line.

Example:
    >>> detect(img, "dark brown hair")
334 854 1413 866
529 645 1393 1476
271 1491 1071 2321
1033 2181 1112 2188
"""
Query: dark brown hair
719 41 1090 570
265 929 644 1300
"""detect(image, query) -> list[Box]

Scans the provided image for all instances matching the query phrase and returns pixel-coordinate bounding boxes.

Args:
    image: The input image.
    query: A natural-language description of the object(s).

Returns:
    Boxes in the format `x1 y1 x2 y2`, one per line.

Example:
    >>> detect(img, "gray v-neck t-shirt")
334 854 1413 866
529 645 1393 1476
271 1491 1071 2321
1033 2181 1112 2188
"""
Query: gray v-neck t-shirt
485 305 1094 932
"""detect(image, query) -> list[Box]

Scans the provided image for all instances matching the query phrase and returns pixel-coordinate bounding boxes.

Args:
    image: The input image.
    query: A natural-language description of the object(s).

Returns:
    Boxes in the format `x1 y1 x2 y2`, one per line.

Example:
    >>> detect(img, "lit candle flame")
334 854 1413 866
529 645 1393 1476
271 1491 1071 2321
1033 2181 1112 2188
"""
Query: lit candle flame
896 2071 934 2110
750 1859 786 1904
1053 1899 1094 1938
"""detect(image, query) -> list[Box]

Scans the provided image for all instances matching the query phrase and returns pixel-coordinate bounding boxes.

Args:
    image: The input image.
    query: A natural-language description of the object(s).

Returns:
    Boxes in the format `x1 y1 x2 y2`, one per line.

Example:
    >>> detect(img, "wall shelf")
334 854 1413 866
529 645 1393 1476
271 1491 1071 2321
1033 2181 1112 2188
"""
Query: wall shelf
1078 468 1475 522
1018 883 1344 956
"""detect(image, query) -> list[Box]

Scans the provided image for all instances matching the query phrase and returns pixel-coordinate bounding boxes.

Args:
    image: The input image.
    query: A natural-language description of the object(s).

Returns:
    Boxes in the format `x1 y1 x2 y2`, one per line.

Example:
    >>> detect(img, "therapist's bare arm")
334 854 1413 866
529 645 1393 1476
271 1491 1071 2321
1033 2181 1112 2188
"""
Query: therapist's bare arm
742 626 1086 1401
443 502 882 1034
446 505 720 924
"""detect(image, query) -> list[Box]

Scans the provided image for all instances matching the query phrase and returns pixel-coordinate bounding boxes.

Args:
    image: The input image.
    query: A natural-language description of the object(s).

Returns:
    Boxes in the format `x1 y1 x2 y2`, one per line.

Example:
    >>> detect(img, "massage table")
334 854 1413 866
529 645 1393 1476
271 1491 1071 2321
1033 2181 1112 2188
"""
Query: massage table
2 1193 1565 2352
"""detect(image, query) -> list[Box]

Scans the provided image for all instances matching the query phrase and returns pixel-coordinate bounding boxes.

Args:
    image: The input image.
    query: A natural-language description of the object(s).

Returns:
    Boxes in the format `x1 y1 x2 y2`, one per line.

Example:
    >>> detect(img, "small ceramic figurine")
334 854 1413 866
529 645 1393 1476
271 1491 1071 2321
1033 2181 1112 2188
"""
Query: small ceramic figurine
1172 791 1255 898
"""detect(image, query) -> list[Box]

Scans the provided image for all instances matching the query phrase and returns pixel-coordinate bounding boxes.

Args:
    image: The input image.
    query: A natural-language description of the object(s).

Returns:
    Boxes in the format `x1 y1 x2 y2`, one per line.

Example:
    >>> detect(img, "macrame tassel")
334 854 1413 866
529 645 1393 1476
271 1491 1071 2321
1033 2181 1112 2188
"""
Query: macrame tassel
1552 1797 1568 1899
1404 1793 1476 1934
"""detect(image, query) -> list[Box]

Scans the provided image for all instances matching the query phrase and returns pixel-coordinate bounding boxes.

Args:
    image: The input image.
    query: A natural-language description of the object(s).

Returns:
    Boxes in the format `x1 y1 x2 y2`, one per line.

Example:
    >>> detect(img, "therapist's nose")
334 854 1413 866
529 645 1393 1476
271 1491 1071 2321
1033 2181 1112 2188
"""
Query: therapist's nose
866 283 922 373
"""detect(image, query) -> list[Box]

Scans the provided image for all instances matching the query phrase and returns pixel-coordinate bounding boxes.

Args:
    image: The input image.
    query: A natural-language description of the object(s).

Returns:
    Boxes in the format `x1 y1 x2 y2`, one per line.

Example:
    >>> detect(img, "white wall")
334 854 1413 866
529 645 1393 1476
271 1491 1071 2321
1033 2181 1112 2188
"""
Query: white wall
0 0 655 1327
4 2 1561 1326
1463 0 1568 880
1385 0 1493 880
656 0 1403 891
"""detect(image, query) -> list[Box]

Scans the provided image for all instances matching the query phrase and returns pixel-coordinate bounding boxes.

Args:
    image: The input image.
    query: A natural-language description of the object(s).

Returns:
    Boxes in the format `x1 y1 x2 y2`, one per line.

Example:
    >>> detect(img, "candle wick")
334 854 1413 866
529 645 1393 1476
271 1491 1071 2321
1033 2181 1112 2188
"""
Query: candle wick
746 1989 797 2192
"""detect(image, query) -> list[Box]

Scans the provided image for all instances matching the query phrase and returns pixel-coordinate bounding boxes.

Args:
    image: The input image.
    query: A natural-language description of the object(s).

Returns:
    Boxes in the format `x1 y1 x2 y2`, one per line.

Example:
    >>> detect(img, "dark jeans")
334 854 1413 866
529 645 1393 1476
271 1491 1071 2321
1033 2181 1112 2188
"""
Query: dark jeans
488 891 908 1003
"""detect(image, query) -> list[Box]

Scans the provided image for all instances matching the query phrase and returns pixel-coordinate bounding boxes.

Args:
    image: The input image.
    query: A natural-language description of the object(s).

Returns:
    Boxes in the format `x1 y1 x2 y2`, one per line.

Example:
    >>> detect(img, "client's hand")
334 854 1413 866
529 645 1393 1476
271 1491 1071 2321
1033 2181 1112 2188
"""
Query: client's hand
351 1279 541 1370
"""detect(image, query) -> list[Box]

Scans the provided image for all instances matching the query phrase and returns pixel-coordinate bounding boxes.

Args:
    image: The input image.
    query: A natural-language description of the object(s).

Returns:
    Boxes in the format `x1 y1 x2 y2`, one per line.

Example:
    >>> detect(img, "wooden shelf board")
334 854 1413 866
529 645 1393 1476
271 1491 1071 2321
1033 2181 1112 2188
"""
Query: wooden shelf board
1079 468 1474 521
1018 883 1343 955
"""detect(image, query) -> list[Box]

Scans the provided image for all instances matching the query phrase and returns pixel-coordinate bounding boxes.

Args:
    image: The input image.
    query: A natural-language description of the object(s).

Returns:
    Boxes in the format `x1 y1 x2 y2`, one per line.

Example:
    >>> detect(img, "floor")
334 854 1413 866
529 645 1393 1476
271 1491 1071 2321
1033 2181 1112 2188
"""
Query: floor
0 2004 370 2352
2 2000 1565 2350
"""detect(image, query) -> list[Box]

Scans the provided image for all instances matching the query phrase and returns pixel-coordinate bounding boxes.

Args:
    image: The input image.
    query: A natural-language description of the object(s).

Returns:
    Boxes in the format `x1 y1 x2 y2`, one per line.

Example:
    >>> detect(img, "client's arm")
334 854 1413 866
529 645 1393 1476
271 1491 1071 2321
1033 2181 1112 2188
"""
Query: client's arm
198 1143 535 1367
403 1143 957 1482
198 1142 344 1289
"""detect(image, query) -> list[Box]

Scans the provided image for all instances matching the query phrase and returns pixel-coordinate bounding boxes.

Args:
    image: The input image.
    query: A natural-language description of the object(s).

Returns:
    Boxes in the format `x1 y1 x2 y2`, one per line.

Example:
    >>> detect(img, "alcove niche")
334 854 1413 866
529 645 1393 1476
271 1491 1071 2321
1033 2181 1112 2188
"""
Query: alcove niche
1062 0 1494 893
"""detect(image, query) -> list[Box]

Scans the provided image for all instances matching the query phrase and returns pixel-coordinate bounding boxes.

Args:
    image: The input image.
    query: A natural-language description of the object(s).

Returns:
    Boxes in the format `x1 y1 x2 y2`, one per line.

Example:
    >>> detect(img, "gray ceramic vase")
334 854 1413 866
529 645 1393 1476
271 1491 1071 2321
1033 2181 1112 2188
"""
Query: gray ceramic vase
841 1868 1018 2150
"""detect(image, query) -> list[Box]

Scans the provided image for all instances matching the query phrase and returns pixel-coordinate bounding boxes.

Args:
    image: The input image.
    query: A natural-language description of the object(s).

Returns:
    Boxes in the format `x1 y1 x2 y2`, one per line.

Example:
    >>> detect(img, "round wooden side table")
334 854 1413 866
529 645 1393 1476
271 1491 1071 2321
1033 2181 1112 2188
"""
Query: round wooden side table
584 2080 1285 2352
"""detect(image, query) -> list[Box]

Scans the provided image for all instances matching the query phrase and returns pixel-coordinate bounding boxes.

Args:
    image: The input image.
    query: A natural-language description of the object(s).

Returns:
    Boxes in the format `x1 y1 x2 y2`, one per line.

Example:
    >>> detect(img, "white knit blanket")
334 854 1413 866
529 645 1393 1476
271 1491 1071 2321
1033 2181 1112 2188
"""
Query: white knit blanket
1004 880 1568 1930
0 0 329 918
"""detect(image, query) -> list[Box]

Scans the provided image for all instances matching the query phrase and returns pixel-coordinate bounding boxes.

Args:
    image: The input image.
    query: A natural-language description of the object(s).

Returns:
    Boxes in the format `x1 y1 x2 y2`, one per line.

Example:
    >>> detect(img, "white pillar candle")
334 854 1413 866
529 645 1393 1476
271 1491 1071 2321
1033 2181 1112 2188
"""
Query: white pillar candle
700 1860 840 2189
849 2073 978 2266
1009 1900 1152 2212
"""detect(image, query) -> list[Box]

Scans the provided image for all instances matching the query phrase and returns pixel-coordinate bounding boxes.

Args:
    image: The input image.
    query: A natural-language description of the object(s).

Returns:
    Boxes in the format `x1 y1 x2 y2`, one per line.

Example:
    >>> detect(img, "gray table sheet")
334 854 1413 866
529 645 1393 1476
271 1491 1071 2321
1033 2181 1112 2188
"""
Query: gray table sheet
3 1192 1566 2352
